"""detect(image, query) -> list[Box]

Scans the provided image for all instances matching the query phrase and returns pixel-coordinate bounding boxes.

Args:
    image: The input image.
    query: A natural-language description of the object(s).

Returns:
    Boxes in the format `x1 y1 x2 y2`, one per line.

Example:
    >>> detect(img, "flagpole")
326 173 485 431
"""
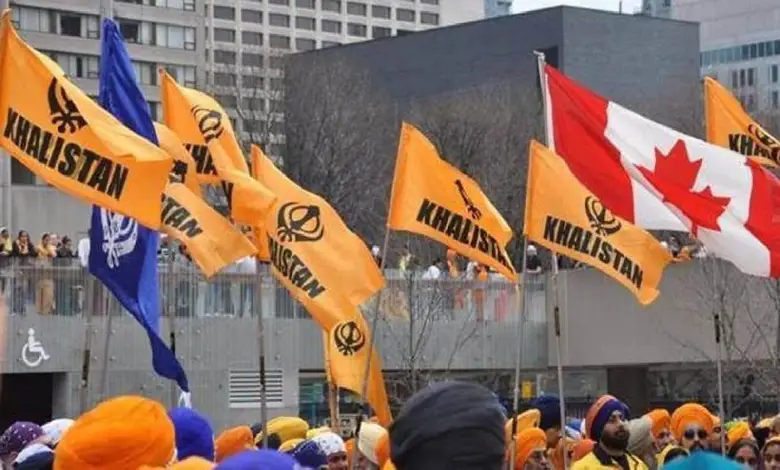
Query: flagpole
167 249 178 408
350 228 391 470
255 261 269 448
535 49 569 470
714 311 726 454
79 275 96 413
99 289 113 399
509 242 528 470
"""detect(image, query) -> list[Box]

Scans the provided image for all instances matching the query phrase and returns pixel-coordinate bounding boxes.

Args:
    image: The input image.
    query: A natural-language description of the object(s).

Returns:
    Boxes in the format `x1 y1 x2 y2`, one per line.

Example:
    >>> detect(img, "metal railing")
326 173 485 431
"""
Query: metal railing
0 259 546 323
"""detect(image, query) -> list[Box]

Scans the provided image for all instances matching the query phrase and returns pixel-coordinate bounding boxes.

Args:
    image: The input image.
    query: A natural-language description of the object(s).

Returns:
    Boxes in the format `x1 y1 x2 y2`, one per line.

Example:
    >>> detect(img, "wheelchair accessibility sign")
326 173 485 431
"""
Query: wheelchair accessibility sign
21 328 50 368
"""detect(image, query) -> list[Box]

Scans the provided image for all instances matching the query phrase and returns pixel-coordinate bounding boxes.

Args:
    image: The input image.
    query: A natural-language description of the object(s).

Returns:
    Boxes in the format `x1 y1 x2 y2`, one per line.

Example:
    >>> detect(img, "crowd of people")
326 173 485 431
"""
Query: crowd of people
0 381 775 470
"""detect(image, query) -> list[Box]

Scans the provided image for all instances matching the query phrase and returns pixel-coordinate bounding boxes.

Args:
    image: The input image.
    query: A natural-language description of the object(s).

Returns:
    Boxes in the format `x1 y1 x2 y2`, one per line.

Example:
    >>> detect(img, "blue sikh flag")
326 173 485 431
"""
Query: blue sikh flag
89 18 189 396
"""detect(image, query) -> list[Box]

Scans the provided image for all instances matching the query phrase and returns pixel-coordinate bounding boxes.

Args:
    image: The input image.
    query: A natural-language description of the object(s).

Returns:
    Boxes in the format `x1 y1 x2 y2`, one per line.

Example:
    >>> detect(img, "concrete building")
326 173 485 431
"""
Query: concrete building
484 0 512 18
644 0 780 113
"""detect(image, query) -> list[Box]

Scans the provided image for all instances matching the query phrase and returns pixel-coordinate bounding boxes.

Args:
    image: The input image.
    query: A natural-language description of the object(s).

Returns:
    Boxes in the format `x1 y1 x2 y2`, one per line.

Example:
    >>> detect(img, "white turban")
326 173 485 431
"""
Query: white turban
42 418 74 446
357 423 386 465
312 431 345 456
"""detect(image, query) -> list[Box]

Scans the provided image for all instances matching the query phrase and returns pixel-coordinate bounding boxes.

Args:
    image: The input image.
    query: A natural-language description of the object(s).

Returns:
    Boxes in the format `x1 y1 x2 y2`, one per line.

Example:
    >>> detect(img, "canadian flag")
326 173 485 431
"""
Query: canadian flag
543 64 780 277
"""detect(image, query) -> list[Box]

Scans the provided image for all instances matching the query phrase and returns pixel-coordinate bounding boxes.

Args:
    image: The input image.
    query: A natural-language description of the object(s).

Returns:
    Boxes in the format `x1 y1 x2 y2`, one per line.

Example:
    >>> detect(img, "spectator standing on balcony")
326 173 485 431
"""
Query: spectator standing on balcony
54 236 77 315
0 228 11 294
422 258 443 280
525 245 542 274
57 236 76 258
35 233 57 314
398 244 415 274
371 245 383 268
12 230 35 261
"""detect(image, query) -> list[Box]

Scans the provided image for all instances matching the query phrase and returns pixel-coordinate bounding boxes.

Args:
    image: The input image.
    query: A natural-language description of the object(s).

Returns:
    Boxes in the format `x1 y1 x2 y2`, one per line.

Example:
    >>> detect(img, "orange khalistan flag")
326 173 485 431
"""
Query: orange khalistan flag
160 70 276 227
0 11 172 229
161 183 257 277
388 123 517 281
524 141 671 305
252 145 385 329
704 77 779 168
154 122 202 198
326 309 391 427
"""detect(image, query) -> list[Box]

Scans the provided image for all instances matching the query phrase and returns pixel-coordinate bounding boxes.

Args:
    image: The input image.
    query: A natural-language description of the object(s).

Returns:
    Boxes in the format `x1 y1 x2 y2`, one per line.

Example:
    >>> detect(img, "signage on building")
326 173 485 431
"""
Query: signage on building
21 328 50 368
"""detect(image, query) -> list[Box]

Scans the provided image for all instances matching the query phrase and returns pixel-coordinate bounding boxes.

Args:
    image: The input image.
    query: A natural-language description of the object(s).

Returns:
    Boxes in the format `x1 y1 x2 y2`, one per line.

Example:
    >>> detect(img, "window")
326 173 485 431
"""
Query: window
732 70 738 88
750 43 758 59
268 0 289 4
269 34 291 50
372 26 390 38
740 69 746 87
59 14 82 37
242 98 265 110
396 29 414 36
773 91 779 109
296 16 315 30
420 0 438 3
296 0 315 8
420 12 438 25
132 61 156 85
215 94 238 108
242 31 263 46
771 65 779 84
746 94 756 112
347 23 366 37
243 75 264 89
269 14 290 27
322 40 340 48
347 2 367 16
54 53 99 79
396 9 415 22
11 159 36 185
15 6 54 33
268 56 285 69
295 38 316 51
321 20 341 34
213 28 235 43
759 42 766 58
242 52 263 67
118 20 141 43
767 41 775 57
215 73 236 87
213 6 235 20
371 5 391 19
776 40 780 55
748 68 756 86
242 9 263 24
214 50 236 65
322 0 341 13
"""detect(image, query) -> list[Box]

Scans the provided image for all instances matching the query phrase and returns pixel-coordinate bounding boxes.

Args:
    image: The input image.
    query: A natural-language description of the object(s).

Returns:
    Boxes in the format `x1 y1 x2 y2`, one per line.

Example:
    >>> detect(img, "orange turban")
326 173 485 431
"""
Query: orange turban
215 426 255 463
647 409 671 438
54 395 175 470
727 422 753 448
511 428 547 469
139 457 215 469
505 409 542 445
572 439 596 462
375 430 391 468
670 403 713 441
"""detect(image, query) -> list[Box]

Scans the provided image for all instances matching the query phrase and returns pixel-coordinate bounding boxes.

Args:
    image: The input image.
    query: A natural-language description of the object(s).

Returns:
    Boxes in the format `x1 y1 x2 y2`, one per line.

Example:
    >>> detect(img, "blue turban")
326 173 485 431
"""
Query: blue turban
168 407 215 461
530 395 561 431
291 439 327 468
216 449 301 470
585 395 630 442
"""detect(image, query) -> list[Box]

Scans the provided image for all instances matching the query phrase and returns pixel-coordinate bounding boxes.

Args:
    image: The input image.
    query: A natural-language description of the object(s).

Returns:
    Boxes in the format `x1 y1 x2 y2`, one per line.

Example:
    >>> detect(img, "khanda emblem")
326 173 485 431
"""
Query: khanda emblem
99 208 139 269
455 180 482 220
47 78 87 134
191 105 224 142
334 321 366 356
584 196 622 236
276 202 325 243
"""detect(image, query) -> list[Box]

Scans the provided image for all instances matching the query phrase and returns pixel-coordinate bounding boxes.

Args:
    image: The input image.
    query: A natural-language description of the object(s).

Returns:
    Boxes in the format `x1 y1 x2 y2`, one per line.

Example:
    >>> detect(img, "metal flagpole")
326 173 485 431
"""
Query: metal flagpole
167 249 178 408
99 289 114 399
714 311 726 455
350 229 391 470
79 276 96 413
255 261 269 448
509 241 529 470
536 49 569 470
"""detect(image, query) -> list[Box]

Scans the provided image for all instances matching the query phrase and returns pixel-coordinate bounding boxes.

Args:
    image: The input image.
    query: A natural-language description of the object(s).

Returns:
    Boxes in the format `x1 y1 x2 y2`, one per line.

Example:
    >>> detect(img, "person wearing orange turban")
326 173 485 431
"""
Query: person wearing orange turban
710 414 723 454
505 410 542 446
646 409 674 452
551 437 576 470
726 422 754 450
54 395 175 470
139 457 215 469
509 428 549 470
670 403 713 453
215 426 255 463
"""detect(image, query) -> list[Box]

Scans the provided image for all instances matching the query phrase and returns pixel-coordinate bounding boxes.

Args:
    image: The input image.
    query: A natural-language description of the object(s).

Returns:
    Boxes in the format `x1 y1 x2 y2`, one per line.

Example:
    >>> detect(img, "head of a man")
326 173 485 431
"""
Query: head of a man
585 395 631 454
670 404 713 453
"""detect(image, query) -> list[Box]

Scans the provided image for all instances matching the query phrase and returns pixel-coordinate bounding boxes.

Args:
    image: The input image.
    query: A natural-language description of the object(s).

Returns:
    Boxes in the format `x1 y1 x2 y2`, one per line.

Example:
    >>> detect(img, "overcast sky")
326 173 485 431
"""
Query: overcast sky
513 0 643 14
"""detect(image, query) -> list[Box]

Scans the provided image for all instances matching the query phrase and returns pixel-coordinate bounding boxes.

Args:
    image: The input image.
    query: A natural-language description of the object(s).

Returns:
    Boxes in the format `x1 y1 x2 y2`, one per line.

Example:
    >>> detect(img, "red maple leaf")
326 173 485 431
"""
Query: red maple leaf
636 139 731 236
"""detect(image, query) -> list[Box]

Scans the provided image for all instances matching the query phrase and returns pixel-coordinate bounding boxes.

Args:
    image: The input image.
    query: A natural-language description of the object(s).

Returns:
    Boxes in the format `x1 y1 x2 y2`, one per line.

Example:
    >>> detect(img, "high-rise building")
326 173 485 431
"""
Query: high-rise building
484 0 512 18
640 0 671 18
0 0 490 237
644 0 780 113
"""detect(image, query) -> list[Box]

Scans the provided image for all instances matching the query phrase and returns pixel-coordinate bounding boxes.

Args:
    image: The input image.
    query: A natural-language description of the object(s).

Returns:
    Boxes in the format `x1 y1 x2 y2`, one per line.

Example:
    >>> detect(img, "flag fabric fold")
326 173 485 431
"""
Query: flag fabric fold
91 18 189 394
0 11 171 229
543 62 780 277
252 145 385 329
704 77 779 168
154 122 203 198
161 182 257 277
524 140 671 304
388 123 517 281
326 311 392 427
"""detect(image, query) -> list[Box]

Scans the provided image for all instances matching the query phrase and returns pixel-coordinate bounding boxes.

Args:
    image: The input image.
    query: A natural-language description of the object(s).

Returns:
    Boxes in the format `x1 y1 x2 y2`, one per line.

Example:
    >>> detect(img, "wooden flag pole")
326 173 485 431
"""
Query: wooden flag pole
79 275 96 413
99 290 114 399
255 262 269 448
167 249 178 408
509 240 529 470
